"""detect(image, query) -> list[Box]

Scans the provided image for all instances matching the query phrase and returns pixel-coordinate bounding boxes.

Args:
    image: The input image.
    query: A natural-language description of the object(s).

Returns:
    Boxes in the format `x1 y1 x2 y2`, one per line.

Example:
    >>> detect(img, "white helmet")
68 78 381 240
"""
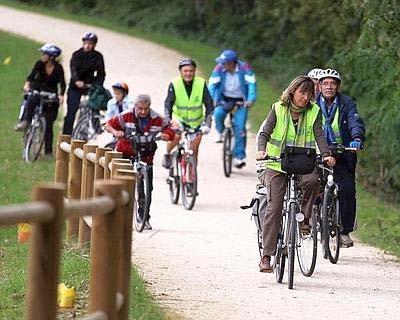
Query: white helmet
319 68 341 82
307 68 323 80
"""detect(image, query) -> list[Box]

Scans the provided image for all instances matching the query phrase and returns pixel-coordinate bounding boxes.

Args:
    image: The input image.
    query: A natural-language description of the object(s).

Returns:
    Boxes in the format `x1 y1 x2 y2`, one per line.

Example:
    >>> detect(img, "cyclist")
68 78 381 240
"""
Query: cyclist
209 49 257 168
307 68 323 96
162 57 214 168
62 32 106 135
15 43 66 158
255 75 335 272
104 82 133 122
316 68 365 248
104 94 175 230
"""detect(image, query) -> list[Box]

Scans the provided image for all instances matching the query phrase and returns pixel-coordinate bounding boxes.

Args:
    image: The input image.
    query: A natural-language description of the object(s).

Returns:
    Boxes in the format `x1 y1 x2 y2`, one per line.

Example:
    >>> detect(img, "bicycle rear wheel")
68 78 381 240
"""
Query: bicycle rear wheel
322 189 340 263
72 115 90 141
287 203 297 289
134 168 151 232
168 152 180 204
297 211 318 277
222 128 233 177
181 155 197 210
23 116 46 163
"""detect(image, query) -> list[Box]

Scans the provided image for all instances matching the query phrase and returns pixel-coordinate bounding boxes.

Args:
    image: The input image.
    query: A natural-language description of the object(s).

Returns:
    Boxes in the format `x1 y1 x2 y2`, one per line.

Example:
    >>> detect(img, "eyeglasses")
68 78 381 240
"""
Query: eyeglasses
321 81 338 88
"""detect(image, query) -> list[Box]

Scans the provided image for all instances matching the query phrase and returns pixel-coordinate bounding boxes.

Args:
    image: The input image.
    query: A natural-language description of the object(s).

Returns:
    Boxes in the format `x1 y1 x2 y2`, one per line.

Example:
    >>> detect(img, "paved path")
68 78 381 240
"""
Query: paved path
1 5 399 320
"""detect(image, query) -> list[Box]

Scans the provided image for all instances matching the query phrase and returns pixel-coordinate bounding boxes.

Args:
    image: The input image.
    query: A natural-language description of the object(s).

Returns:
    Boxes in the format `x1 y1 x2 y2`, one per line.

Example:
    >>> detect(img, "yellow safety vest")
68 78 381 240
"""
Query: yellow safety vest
266 101 320 172
172 76 205 128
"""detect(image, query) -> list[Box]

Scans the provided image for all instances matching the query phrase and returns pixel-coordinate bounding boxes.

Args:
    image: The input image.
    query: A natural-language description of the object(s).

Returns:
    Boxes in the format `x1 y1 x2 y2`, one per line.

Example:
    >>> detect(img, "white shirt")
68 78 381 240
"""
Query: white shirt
223 69 243 98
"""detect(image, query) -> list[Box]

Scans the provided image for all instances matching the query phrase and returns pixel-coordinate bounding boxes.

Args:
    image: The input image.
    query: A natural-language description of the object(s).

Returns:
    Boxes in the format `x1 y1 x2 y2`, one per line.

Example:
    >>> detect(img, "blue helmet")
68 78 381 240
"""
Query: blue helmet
39 43 62 58
82 32 98 43
215 49 238 64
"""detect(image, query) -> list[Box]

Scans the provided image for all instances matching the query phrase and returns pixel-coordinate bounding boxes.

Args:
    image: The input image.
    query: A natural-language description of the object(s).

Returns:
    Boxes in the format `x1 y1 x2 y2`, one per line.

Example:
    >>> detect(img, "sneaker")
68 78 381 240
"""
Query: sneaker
162 154 171 169
259 255 273 273
215 133 223 143
233 158 246 169
340 234 354 248
144 220 152 230
14 120 28 131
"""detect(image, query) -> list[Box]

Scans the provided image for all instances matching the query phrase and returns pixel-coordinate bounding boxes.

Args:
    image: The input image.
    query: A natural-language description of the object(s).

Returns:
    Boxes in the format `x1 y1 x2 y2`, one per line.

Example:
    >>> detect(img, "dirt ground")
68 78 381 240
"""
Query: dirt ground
1 5 399 320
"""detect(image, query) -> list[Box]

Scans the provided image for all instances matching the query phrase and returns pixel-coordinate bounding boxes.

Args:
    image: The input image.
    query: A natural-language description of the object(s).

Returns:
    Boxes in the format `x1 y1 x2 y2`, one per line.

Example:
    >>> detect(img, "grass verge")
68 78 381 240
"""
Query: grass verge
0 30 166 319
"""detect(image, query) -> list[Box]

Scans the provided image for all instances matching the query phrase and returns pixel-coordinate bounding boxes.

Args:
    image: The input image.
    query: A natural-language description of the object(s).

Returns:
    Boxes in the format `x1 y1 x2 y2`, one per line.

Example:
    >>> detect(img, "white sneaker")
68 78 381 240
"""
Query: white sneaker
233 158 246 169
340 234 354 248
215 133 223 143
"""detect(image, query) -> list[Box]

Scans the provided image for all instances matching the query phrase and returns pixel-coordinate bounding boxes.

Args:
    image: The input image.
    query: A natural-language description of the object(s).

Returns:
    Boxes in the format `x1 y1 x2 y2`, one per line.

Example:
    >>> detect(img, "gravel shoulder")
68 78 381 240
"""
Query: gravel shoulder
1 5 399 320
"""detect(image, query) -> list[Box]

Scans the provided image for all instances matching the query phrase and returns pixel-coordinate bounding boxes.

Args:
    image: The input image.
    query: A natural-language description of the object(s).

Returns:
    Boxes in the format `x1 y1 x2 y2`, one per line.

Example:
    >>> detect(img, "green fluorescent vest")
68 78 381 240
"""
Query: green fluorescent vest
322 108 343 144
172 76 205 128
266 101 320 172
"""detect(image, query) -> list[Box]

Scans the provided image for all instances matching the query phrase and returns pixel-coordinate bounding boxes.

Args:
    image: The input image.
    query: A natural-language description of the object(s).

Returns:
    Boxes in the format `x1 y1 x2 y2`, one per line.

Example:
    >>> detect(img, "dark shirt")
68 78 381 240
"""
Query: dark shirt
26 60 66 95
69 48 105 88
164 80 214 127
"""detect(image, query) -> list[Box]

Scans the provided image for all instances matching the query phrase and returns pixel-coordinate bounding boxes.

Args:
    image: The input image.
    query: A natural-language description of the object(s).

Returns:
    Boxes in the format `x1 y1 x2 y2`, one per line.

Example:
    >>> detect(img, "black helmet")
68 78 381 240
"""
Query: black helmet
82 32 98 43
178 57 197 69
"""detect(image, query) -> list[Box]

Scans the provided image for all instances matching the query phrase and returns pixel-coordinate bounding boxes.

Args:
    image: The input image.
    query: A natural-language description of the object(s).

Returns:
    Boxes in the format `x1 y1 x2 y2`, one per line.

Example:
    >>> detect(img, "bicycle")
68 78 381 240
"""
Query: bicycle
222 101 243 177
22 90 58 163
316 144 357 263
167 127 200 210
126 127 161 232
72 85 103 141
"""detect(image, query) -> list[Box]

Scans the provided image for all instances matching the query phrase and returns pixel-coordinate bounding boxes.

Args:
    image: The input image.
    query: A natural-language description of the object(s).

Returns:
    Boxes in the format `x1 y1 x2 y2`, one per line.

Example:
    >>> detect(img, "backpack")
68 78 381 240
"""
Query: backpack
87 85 112 111
241 184 267 233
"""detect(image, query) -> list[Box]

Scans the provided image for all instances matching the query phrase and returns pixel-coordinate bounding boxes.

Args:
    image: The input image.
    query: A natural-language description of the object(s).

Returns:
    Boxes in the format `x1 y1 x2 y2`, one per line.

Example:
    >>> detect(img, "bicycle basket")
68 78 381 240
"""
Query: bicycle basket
281 146 316 175
87 85 112 111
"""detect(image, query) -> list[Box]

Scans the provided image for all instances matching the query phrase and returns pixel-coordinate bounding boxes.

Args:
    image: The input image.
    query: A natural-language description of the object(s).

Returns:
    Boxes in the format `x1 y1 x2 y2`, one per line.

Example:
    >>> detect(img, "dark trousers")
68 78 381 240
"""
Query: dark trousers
63 87 83 135
334 153 357 234
23 95 59 154
138 166 154 221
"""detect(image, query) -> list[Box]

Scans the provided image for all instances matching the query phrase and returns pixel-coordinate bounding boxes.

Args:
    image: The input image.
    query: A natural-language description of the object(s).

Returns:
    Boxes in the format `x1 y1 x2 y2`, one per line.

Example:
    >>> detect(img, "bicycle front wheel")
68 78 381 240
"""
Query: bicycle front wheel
322 189 340 263
72 115 90 141
222 128 233 177
134 167 151 232
274 227 286 284
168 153 180 204
297 210 318 277
24 116 46 163
181 155 197 210
287 203 297 289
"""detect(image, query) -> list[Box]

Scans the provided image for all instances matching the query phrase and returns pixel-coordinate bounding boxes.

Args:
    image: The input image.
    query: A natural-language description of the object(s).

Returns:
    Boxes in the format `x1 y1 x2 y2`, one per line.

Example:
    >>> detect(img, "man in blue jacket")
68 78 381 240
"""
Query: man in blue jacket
317 68 365 248
209 50 257 168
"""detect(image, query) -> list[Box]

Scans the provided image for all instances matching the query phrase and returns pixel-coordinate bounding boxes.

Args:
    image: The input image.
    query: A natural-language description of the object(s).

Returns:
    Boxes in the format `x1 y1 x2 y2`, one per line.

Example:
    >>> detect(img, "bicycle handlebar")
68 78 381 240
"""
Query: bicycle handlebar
28 90 58 100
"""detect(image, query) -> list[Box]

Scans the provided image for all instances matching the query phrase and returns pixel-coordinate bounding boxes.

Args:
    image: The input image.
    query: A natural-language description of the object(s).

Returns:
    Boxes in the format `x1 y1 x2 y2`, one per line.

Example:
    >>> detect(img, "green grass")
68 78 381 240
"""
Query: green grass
0 30 167 319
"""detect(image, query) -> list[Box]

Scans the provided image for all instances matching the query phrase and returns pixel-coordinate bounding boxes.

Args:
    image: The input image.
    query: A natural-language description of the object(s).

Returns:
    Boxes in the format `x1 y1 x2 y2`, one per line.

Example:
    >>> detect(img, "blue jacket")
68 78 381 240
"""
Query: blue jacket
208 60 257 103
316 92 365 147
104 96 133 122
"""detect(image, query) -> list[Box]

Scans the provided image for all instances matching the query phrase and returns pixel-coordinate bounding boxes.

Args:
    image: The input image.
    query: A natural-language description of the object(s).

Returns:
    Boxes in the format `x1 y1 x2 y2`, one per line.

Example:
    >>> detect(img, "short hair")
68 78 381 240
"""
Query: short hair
134 94 151 106
280 76 315 106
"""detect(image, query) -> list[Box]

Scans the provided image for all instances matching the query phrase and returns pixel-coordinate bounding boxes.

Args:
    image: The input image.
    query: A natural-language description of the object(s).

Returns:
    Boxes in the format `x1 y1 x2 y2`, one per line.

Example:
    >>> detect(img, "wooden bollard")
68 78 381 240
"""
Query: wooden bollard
78 144 98 247
89 180 124 320
114 175 135 320
104 151 122 179
111 161 133 178
25 183 64 320
66 140 85 239
55 134 71 185
94 147 111 180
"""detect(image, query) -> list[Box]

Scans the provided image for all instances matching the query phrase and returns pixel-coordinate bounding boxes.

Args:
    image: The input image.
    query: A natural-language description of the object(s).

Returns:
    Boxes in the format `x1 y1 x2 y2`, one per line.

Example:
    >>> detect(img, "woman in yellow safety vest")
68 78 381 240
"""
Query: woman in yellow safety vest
255 75 336 273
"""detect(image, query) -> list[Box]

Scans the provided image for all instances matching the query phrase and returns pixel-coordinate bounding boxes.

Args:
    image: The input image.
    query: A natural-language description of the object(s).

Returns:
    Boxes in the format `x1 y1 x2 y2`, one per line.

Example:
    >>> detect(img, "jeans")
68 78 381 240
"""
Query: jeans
214 105 248 160
138 166 153 222
63 87 83 135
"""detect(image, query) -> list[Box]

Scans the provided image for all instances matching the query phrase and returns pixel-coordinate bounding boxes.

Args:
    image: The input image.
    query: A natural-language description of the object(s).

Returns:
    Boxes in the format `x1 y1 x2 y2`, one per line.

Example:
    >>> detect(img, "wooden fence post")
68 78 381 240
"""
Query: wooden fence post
111 161 133 178
104 151 122 179
94 147 111 180
55 134 71 185
78 144 97 247
25 183 65 320
114 175 135 320
67 140 85 239
89 180 124 320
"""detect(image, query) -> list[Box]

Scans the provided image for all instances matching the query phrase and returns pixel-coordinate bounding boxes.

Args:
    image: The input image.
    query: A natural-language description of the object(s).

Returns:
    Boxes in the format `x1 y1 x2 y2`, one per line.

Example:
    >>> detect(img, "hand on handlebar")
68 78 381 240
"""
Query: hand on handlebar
23 82 31 93
75 80 85 89
200 125 210 135
160 133 170 141
244 101 253 108
114 130 124 139
323 156 336 167
349 140 362 150
255 151 267 160
58 95 64 104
